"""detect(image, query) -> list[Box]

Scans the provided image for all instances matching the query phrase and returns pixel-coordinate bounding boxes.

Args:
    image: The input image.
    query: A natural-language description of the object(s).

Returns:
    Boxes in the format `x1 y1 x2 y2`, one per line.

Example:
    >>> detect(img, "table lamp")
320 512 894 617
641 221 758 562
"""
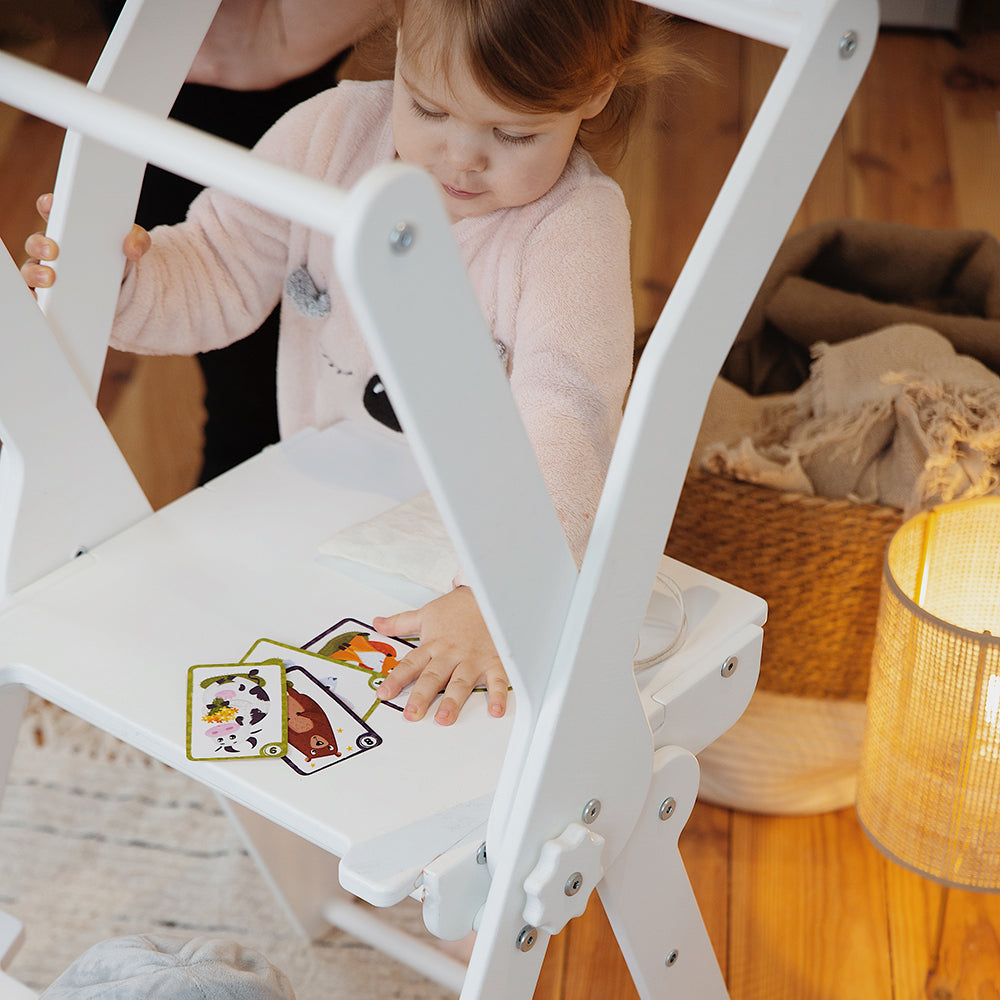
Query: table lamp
856 497 1000 892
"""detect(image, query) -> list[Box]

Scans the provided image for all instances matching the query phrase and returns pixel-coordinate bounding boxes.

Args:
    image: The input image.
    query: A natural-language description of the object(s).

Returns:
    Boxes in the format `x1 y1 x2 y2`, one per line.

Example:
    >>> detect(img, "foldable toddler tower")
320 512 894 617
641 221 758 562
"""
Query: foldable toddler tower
0 0 877 996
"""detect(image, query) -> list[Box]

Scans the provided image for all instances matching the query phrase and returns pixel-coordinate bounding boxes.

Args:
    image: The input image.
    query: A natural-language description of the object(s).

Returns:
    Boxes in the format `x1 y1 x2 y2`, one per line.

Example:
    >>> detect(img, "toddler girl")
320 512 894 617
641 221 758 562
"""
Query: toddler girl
24 0 682 725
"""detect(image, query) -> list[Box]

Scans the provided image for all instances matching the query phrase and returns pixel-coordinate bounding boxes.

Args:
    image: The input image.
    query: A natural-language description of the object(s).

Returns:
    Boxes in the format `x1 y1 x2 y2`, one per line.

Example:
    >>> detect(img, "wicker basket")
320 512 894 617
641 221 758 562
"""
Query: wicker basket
665 469 903 702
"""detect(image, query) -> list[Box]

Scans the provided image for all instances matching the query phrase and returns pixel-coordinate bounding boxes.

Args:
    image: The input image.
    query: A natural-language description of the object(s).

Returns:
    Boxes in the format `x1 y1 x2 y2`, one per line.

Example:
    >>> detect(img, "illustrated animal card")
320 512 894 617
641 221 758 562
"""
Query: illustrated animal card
241 639 388 775
187 660 288 761
301 618 418 712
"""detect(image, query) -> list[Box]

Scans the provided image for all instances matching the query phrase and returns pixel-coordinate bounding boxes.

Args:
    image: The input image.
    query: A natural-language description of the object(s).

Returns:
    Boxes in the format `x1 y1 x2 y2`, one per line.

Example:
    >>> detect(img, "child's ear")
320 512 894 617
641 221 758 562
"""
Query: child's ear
580 74 619 120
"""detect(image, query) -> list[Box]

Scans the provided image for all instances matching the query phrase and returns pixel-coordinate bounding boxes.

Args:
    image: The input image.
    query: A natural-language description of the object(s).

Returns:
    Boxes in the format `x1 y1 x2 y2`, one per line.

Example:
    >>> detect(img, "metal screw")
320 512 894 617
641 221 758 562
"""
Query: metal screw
665 949 679 967
839 30 858 59
582 798 602 824
564 872 584 896
516 925 538 952
659 797 677 821
721 656 738 678
389 222 414 252
476 842 487 865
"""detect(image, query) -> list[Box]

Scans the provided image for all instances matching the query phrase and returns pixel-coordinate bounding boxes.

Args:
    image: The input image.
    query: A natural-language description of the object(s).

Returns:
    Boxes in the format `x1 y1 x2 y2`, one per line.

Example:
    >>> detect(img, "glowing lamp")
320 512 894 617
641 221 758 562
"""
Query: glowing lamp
856 498 1000 891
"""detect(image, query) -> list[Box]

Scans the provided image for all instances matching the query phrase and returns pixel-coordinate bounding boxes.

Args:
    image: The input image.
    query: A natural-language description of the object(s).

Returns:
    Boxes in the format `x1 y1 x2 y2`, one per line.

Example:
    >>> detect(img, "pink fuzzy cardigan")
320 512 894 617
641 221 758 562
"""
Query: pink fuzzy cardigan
112 80 634 563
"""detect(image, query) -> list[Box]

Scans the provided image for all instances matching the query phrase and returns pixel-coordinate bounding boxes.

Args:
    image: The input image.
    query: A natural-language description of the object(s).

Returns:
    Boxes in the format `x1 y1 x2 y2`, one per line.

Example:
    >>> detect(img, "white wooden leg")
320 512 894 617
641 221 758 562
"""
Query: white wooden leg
0 686 27 809
598 746 729 999
322 897 467 995
220 798 468 994
216 796 342 940
0 911 35 1000
0 970 36 1000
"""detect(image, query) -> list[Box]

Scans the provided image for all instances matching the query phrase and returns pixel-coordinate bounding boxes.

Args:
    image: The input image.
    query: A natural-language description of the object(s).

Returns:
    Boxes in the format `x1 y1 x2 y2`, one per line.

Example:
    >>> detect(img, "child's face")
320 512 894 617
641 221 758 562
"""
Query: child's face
391 39 605 221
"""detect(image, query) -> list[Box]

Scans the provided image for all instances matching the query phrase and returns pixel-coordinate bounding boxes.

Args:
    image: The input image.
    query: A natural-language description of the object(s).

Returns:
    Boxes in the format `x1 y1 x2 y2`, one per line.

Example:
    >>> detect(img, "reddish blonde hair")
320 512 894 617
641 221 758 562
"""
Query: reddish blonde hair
394 0 684 161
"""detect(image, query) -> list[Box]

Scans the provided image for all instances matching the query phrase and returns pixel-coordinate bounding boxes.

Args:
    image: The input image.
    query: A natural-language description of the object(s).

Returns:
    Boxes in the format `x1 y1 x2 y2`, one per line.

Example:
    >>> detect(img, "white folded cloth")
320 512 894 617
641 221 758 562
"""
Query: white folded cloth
319 492 458 595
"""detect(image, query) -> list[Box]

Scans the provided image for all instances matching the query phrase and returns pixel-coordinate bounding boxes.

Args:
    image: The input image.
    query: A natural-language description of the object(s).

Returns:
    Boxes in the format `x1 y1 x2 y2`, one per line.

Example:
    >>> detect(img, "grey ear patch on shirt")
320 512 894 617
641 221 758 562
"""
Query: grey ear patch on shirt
286 266 331 318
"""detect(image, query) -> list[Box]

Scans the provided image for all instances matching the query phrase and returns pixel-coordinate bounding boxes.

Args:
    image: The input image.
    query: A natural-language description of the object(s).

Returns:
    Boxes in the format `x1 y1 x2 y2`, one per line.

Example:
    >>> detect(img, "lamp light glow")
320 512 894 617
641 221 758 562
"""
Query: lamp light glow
856 497 1000 892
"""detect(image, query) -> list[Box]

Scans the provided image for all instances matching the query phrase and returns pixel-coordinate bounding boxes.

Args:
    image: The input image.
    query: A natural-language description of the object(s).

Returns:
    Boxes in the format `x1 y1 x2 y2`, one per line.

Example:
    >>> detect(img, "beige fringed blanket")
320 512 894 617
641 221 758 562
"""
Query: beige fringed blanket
704 220 1000 518
703 324 1000 517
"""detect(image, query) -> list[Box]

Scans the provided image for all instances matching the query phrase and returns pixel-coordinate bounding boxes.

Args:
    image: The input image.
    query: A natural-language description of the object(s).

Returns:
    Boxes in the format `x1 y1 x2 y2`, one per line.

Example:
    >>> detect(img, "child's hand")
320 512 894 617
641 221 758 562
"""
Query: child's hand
373 586 509 726
20 193 151 293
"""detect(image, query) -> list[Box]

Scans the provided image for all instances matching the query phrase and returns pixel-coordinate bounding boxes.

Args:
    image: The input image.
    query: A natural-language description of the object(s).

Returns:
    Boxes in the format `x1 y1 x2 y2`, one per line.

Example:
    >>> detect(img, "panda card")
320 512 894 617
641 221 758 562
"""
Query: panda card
186 660 288 761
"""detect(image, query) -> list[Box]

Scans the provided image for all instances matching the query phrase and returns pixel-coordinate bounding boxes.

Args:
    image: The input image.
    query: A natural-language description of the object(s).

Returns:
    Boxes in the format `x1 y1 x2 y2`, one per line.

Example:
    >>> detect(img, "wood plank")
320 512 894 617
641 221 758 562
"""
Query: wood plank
883 863 942 999
613 22 744 336
927 887 1000 998
100 354 204 511
680 800 731 973
558 895 639 1000
938 31 1000 237
727 808 893 999
534 925 568 999
842 32 958 228
0 31 105 267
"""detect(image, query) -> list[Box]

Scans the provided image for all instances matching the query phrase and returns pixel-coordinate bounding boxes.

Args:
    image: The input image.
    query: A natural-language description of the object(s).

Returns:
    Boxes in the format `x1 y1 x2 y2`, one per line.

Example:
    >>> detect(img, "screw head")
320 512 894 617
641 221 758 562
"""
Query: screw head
659 797 677 821
665 949 679 967
516 925 538 952
389 221 414 252
721 656 738 678
582 798 602 824
564 872 584 896
839 30 858 59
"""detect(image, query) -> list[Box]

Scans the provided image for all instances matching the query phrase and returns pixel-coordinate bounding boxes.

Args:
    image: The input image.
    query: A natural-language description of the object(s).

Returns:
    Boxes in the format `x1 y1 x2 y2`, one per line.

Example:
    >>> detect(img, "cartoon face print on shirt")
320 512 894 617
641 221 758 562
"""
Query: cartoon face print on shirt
286 264 402 432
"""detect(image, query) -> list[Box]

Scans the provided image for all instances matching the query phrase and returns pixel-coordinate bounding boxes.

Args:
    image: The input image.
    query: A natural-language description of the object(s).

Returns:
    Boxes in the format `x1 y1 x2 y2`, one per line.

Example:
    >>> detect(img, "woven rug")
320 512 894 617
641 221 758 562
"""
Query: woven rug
0 696 451 999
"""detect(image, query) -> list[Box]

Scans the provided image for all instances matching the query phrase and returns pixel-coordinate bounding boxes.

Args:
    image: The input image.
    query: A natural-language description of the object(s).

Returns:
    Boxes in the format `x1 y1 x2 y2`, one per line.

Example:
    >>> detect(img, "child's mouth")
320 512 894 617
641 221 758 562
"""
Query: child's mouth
443 184 482 200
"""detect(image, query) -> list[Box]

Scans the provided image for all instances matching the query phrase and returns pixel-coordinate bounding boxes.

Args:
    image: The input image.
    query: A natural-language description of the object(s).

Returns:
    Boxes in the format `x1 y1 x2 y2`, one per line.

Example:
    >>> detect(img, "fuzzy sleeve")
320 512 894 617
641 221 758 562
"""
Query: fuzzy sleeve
509 182 634 566
110 87 357 357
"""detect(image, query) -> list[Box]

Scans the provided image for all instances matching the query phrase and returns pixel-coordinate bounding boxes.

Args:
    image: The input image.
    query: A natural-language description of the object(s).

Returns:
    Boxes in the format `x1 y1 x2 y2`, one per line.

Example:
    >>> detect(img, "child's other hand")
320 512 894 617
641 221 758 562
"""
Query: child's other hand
20 193 151 293
373 586 509 726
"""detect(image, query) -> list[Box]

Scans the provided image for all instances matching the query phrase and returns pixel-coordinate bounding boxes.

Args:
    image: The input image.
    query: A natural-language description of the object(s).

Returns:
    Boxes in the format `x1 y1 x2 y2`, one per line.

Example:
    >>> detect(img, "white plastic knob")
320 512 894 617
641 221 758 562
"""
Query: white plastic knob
522 822 605 934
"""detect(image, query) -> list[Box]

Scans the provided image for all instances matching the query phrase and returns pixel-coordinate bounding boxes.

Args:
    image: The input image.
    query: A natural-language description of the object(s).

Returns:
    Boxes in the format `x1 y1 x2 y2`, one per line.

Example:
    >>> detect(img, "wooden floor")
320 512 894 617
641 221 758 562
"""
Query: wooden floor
2 6 1000 999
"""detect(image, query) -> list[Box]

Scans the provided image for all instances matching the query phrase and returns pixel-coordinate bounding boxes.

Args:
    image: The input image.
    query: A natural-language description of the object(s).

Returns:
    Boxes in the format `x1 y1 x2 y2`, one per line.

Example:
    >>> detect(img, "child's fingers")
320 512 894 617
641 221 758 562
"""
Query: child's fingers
123 224 151 262
400 656 454 722
20 259 55 291
434 669 480 726
373 610 419 640
35 192 53 222
485 670 509 718
24 232 57 262
374 645 428 701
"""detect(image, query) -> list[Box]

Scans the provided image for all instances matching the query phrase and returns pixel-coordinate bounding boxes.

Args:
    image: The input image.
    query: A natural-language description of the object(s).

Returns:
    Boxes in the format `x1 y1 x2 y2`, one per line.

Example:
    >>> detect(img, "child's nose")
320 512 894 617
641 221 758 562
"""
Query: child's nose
446 134 488 173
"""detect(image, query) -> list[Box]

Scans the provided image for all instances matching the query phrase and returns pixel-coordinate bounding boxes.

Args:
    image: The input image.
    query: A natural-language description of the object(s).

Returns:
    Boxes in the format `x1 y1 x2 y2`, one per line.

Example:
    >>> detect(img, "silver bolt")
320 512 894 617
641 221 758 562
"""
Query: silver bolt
564 872 584 896
476 842 487 865
721 656 738 678
659 797 677 821
389 222 414 252
582 798 602 824
839 30 858 59
515 925 538 952
665 949 679 967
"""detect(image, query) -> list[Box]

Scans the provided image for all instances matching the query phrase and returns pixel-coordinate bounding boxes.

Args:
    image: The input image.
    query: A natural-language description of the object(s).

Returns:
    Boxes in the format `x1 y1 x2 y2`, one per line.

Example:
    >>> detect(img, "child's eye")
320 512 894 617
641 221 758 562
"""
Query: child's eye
411 99 445 121
494 129 537 146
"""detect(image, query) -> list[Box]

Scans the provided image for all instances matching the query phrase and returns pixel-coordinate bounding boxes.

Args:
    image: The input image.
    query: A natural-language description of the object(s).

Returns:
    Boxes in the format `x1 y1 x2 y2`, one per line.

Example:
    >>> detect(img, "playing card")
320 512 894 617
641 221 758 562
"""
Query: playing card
186 660 287 761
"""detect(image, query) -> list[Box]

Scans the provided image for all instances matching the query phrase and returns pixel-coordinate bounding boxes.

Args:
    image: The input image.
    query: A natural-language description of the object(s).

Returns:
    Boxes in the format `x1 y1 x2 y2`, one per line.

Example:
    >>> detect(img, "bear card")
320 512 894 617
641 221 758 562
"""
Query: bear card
187 660 287 761
280 663 383 775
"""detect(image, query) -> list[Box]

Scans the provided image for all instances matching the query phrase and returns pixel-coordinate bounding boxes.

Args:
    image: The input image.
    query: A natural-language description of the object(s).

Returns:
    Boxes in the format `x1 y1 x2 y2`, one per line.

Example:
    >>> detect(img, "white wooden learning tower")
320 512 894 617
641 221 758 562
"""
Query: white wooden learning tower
0 0 876 996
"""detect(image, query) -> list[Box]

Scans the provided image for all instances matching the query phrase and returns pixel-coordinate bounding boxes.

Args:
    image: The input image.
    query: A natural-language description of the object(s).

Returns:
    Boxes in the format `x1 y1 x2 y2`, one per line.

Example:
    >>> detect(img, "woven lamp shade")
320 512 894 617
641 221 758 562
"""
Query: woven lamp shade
856 498 1000 891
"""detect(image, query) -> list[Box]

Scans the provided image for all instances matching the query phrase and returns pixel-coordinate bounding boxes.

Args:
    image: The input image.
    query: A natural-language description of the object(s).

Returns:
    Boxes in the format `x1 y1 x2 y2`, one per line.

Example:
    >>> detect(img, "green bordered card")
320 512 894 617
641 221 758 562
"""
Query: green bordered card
186 659 288 761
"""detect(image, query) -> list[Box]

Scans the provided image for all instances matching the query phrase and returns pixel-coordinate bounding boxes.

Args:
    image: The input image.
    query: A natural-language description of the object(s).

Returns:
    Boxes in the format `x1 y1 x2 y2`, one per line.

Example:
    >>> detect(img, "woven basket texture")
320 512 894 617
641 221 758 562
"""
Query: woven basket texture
665 470 903 701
